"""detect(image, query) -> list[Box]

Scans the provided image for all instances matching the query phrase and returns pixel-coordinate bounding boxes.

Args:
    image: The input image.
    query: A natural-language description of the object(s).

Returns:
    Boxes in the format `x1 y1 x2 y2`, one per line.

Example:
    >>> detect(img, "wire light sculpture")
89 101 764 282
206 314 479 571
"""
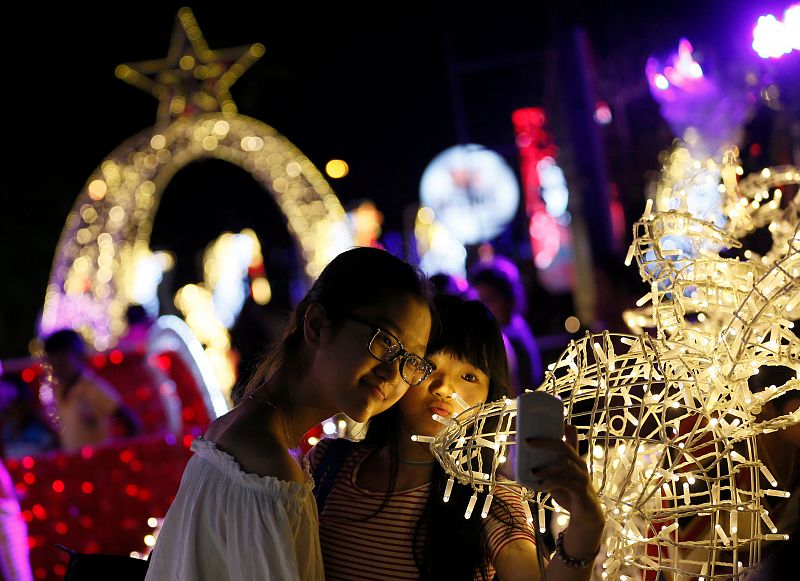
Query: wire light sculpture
421 147 800 580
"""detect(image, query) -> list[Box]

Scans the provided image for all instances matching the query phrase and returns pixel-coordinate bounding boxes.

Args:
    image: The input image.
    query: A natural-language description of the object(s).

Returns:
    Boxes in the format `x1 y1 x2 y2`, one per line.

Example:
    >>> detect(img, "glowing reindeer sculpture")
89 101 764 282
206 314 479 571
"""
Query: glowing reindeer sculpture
419 149 800 579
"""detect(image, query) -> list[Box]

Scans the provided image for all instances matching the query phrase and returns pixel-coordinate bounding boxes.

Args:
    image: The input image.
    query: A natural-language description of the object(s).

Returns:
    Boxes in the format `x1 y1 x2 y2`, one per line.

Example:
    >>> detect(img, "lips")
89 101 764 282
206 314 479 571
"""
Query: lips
361 380 386 401
430 405 452 418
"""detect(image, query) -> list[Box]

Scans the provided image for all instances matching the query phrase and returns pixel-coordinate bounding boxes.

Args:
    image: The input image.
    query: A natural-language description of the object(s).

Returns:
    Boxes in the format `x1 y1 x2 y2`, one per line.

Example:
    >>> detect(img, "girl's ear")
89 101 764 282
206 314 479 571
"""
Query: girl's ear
303 303 327 348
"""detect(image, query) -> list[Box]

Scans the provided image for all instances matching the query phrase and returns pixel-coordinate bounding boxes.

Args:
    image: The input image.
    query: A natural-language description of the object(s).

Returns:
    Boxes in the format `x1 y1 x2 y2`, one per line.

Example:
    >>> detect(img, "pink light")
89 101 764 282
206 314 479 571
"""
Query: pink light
675 39 704 80
593 102 613 125
646 38 706 96
653 74 669 90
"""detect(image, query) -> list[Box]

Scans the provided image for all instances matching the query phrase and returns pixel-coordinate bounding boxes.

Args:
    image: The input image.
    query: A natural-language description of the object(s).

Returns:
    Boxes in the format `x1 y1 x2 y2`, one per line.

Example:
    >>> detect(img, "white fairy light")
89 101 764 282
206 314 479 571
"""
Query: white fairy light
420 150 800 579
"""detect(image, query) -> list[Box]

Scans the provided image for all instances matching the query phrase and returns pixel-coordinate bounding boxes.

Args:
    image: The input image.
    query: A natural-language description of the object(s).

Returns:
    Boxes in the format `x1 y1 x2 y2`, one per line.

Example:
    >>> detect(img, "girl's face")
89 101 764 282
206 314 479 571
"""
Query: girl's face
314 295 432 423
398 351 490 437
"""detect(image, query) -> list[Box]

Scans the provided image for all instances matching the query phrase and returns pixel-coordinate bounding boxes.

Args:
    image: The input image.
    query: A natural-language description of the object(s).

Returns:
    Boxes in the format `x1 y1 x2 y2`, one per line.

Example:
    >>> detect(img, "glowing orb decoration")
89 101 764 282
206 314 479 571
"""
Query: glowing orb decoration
419 144 520 245
424 147 800 579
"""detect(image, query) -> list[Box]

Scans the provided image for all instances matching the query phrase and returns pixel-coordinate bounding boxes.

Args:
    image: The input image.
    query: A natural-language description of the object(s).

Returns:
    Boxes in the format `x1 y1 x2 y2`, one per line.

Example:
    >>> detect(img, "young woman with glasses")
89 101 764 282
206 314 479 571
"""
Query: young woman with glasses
309 294 604 580
145 246 436 581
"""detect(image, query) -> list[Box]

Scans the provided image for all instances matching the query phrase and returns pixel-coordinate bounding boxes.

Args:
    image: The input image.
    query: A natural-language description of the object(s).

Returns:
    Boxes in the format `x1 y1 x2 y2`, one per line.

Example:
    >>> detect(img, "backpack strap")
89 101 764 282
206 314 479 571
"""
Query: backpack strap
311 437 353 514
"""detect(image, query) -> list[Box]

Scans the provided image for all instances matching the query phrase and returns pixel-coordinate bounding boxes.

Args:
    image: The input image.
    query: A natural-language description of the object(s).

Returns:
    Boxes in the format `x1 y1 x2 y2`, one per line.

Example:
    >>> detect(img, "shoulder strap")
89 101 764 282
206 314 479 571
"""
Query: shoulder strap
311 437 353 514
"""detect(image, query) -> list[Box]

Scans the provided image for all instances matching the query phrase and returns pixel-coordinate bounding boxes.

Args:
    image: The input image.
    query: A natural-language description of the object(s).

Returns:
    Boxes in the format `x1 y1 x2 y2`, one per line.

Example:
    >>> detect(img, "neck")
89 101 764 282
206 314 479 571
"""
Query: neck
56 368 84 396
251 365 337 449
374 444 434 490
395 419 436 465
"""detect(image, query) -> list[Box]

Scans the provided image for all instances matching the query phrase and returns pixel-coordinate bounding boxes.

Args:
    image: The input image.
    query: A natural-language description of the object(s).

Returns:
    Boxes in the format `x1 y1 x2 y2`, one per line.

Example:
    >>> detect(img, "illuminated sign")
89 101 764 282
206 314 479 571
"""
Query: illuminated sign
419 144 519 245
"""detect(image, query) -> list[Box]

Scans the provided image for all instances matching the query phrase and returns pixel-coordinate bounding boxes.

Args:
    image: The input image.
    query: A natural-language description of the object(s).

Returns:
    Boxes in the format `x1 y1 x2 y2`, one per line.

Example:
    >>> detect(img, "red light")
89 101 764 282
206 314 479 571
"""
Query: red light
512 107 546 126
81 482 94 494
55 522 68 534
22 456 35 469
32 504 47 520
52 480 65 493
119 450 134 463
91 354 107 367
23 472 36 485
21 368 36 382
125 484 139 497
109 350 124 364
155 354 172 370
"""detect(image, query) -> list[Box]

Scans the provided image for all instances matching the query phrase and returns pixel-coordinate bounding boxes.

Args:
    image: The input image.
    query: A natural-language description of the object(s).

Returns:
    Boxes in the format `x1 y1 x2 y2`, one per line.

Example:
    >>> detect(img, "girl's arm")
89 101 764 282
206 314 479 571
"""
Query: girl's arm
494 425 604 581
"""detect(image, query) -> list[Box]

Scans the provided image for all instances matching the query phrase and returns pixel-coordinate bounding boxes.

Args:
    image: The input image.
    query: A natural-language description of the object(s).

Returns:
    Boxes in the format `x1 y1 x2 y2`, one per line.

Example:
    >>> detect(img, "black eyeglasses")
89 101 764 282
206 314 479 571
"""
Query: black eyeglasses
341 312 434 387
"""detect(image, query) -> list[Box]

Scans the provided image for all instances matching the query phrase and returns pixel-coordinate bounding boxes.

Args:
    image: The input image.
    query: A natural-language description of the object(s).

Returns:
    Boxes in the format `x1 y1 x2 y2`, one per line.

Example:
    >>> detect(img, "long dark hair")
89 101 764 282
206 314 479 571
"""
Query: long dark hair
237 246 435 403
363 293 518 580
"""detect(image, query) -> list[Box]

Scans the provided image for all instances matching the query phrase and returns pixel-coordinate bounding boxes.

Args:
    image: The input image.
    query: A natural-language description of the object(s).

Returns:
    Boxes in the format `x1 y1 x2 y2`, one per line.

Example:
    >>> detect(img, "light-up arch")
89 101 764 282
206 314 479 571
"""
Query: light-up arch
40 112 354 350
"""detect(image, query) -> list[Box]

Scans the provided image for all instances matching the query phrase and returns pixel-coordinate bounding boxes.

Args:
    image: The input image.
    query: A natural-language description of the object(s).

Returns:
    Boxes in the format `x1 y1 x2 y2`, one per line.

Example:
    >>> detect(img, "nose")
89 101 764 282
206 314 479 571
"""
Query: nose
427 372 453 399
373 357 403 385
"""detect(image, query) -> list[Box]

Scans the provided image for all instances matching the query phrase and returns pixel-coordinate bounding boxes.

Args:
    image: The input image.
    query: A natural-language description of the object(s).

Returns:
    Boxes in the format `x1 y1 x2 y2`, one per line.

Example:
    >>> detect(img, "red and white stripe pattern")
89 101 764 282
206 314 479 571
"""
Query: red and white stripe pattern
310 439 535 580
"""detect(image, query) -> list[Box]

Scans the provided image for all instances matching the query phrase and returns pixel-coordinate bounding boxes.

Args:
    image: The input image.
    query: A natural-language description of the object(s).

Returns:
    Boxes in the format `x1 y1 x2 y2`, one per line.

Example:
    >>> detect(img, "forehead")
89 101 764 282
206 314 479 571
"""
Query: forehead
430 351 486 374
356 296 431 352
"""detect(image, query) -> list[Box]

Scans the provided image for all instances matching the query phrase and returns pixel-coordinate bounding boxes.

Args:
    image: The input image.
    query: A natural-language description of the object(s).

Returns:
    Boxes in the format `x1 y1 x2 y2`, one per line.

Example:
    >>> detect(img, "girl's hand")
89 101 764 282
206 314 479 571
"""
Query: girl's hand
525 425 604 530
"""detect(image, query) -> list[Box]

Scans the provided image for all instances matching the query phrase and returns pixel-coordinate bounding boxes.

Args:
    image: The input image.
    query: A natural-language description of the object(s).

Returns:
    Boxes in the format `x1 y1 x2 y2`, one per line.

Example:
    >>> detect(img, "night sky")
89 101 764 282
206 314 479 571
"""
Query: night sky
2 0 794 359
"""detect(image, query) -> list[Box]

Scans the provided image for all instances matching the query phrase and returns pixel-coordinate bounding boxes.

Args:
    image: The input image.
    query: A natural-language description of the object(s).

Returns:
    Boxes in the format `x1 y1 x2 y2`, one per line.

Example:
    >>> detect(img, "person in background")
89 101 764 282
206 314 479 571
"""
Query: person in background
310 294 604 580
677 367 799 580
116 304 155 352
42 329 139 452
429 272 476 299
0 454 34 581
469 255 544 395
747 389 800 580
0 375 57 458
145 247 436 581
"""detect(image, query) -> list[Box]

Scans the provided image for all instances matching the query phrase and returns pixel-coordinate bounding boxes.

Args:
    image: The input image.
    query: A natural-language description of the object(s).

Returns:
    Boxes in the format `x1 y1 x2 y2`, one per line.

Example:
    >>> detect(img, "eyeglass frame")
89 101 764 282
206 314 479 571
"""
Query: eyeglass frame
338 312 435 387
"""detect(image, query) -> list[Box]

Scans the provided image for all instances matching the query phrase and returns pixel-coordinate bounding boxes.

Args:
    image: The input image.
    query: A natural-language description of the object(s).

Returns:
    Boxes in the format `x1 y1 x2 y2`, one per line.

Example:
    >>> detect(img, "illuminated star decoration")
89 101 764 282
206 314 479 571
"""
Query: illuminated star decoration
115 6 265 126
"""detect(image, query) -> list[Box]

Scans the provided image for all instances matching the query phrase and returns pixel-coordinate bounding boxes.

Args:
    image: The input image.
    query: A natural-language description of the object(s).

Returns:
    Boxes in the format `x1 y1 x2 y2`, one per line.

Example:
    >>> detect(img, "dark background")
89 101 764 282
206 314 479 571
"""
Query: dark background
2 0 796 360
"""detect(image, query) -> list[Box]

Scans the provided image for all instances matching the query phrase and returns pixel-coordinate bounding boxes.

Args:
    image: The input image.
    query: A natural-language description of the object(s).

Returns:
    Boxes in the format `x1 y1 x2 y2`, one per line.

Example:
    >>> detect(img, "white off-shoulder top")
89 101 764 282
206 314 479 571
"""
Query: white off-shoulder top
144 437 322 581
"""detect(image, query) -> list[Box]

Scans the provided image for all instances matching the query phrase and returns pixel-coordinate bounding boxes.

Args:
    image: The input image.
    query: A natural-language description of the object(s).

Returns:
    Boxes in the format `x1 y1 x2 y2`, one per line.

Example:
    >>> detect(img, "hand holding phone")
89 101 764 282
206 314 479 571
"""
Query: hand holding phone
515 391 565 491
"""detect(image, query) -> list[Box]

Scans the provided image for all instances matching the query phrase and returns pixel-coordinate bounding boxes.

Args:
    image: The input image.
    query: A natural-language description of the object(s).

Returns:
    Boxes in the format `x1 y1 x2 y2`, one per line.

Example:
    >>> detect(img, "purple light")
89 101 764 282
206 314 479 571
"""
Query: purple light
752 4 800 58
646 38 707 97
786 4 800 49
645 37 756 158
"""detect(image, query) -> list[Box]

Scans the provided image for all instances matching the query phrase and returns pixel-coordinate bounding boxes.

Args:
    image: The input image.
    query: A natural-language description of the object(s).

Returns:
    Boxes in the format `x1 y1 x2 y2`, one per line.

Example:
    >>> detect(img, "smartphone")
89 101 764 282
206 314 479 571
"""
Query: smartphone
515 391 565 490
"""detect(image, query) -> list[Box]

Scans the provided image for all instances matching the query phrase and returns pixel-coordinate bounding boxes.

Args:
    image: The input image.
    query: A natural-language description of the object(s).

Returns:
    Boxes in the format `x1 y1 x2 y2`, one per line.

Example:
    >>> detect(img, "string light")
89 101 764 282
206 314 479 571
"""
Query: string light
39 7 354 355
424 145 800 579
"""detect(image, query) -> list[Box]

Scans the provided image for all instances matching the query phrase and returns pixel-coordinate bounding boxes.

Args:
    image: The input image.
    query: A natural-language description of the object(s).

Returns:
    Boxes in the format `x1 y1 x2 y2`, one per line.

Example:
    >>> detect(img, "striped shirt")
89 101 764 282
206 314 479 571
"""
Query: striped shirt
309 438 536 580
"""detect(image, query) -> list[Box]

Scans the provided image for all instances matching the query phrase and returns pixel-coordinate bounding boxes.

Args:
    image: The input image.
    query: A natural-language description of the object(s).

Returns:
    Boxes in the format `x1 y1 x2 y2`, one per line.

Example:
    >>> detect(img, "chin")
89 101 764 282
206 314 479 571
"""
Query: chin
343 404 372 424
409 420 440 438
